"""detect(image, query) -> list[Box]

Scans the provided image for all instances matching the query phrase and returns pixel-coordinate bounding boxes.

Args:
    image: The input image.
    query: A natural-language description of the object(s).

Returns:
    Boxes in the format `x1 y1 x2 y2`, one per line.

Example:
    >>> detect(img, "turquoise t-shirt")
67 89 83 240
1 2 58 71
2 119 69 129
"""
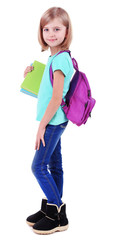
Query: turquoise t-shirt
36 51 74 125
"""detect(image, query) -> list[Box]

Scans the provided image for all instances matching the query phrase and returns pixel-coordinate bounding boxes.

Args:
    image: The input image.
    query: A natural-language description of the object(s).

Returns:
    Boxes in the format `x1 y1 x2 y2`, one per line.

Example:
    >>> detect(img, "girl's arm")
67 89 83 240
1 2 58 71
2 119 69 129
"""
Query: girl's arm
35 70 65 150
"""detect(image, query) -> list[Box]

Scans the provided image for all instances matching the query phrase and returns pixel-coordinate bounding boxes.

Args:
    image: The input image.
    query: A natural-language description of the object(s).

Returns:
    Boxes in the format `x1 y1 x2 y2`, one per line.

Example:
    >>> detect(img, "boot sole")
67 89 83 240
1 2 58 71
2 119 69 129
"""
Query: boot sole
33 224 69 235
26 220 35 227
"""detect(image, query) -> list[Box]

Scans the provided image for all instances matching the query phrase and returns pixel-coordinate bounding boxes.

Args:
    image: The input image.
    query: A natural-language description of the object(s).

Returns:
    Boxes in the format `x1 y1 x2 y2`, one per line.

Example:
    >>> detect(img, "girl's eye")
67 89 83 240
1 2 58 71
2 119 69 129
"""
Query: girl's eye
44 28 48 32
55 28 60 31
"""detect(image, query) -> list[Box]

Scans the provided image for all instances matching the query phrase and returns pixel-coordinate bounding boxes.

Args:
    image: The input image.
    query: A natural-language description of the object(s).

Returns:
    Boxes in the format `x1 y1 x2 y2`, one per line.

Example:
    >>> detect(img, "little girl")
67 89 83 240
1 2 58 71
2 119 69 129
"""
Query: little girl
24 7 74 235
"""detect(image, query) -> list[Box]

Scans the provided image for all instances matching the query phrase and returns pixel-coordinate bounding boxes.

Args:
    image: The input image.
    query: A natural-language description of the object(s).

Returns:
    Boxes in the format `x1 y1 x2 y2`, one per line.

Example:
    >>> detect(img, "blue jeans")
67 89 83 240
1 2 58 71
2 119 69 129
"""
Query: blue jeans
31 121 68 207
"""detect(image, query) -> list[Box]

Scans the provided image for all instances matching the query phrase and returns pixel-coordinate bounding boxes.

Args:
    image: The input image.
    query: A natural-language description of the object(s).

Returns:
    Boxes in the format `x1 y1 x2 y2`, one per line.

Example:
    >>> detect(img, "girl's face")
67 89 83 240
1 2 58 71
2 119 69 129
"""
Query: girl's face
42 18 67 52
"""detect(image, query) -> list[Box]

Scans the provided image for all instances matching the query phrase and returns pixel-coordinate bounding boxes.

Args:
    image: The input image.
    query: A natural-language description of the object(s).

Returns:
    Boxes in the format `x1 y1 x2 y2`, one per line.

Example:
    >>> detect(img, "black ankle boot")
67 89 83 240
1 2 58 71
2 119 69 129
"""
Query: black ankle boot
26 199 47 227
59 203 69 228
33 203 69 235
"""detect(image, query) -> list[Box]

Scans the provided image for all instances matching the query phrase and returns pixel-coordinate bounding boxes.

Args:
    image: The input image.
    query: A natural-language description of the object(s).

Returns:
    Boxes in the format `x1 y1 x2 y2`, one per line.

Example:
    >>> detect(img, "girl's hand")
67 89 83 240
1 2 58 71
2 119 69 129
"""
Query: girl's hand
24 66 34 78
35 123 46 150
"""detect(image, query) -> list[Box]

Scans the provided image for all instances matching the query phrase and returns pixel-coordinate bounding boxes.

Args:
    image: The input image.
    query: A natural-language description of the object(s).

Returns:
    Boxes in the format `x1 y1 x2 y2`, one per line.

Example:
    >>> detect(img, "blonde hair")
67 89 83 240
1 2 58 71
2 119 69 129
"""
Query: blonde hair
38 7 73 51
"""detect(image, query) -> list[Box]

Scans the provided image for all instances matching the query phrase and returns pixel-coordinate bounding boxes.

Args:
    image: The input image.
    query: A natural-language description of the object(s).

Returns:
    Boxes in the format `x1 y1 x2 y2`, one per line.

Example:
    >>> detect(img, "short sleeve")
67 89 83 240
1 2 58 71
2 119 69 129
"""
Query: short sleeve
52 52 70 76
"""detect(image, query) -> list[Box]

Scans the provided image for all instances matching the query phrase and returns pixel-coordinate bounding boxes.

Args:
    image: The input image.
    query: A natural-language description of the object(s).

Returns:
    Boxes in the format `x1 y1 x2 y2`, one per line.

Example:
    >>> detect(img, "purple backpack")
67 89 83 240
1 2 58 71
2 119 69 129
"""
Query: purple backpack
50 50 96 126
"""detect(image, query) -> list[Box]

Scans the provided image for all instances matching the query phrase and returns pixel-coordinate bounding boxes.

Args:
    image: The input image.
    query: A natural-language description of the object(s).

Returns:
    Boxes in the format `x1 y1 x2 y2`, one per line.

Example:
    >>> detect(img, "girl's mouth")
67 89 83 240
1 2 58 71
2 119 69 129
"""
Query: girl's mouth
47 39 57 42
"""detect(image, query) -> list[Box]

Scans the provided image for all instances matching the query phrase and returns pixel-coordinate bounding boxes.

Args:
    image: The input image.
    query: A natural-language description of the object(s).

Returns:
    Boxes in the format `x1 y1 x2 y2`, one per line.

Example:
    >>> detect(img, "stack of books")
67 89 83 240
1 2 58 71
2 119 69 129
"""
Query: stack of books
20 61 45 98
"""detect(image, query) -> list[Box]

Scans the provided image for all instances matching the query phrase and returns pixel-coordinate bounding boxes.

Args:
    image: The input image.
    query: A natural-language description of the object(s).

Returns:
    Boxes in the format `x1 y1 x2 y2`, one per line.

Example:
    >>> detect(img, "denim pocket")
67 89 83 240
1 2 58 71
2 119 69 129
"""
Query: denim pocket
60 121 68 129
60 125 66 129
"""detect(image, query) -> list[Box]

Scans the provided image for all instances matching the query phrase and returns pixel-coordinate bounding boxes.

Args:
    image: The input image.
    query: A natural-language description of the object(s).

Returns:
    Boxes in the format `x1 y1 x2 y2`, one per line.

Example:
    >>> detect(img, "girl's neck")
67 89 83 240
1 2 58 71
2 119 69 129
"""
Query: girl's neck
50 46 62 56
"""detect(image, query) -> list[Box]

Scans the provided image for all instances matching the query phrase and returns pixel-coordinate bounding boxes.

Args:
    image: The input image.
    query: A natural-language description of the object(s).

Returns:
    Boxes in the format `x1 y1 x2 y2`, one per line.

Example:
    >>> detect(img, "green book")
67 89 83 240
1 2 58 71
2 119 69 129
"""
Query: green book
21 61 45 97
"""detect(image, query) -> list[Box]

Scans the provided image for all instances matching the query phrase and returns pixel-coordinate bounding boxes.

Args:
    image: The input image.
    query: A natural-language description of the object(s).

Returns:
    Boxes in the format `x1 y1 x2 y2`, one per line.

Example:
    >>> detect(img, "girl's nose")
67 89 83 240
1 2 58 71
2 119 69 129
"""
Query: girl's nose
49 30 55 37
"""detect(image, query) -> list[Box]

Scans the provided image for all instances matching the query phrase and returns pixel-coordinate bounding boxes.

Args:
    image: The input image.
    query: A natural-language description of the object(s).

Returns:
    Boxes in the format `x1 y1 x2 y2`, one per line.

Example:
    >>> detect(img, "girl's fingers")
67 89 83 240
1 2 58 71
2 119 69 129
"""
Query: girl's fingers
37 140 40 150
35 136 40 150
28 66 34 71
42 137 45 147
35 141 37 150
35 142 37 150
35 137 38 150
24 66 34 78
24 72 27 78
27 67 31 72
35 138 45 150
24 66 33 74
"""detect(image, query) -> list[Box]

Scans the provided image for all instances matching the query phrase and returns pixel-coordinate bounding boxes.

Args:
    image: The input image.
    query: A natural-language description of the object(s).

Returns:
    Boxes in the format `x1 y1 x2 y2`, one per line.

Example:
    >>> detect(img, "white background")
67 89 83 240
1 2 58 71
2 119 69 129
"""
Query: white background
0 0 123 239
